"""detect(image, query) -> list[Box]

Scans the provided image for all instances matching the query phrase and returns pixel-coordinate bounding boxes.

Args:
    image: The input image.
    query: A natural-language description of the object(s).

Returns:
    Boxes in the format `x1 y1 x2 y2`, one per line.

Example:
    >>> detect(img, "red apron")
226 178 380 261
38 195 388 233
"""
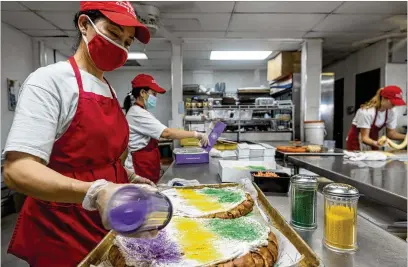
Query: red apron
8 57 129 266
130 104 161 184
346 109 388 151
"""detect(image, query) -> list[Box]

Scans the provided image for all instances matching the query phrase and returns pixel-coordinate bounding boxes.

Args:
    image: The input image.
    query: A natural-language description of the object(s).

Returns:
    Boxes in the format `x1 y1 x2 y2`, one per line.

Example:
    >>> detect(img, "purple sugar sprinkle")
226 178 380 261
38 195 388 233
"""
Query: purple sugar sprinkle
121 231 181 264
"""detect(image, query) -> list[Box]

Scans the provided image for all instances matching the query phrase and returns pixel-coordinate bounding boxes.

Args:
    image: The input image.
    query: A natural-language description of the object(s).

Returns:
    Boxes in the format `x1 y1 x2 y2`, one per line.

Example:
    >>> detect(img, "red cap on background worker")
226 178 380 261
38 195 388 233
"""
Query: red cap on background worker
4 2 157 266
346 85 406 151
123 74 209 183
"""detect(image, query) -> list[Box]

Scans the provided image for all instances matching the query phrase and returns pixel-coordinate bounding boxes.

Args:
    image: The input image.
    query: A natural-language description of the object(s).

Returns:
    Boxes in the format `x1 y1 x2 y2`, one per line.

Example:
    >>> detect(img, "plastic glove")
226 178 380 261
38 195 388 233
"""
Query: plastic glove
83 180 159 238
129 172 156 187
194 131 209 146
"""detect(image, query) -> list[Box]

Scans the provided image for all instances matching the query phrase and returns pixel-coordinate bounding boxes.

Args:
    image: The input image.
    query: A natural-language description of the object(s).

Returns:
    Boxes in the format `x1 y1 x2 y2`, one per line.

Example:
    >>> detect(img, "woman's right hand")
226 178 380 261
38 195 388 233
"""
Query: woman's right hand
84 181 159 238
194 131 209 146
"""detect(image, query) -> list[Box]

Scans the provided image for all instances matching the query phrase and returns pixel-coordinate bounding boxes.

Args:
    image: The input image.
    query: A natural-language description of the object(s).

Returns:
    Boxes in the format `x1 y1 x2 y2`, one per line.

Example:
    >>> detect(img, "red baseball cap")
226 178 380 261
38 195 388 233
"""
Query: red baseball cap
80 1 150 44
381 85 406 106
131 74 166 94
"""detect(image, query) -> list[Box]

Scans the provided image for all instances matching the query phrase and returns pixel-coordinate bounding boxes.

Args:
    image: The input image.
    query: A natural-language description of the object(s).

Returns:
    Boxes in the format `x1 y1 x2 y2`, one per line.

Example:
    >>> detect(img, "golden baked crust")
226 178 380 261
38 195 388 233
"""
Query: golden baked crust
277 146 307 153
306 145 322 152
108 231 279 267
200 193 254 219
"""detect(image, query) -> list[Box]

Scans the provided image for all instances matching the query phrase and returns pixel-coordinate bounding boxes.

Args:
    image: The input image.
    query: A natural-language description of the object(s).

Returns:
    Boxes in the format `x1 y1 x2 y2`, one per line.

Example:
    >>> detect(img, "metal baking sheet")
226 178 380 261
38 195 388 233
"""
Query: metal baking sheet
78 183 322 267
276 148 344 157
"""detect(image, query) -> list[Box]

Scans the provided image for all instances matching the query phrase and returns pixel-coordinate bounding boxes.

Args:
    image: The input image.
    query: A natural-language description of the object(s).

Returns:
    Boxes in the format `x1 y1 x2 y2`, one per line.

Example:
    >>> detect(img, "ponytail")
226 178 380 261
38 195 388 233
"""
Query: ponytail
361 88 383 109
123 94 133 114
123 87 149 114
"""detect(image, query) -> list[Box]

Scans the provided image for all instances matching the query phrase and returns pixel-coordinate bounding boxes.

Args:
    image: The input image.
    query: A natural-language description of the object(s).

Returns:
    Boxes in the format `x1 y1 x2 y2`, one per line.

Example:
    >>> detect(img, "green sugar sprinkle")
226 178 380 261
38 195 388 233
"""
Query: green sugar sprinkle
247 166 266 171
207 217 264 242
200 188 243 203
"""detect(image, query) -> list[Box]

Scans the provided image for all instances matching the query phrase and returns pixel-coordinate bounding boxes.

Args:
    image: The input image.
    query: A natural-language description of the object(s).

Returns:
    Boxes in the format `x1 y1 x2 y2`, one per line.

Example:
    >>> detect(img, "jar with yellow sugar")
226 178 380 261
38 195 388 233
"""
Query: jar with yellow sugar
323 183 359 253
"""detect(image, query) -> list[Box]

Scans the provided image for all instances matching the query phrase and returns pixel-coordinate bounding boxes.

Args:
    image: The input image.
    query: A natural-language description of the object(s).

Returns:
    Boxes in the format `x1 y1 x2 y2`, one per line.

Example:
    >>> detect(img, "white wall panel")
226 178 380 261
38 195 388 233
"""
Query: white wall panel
1 23 34 148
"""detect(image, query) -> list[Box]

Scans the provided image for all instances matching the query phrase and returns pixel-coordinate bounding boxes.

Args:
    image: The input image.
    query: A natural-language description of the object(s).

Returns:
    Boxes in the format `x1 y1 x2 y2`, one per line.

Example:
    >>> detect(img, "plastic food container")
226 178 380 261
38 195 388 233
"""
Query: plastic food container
323 183 359 253
251 171 291 193
290 175 319 230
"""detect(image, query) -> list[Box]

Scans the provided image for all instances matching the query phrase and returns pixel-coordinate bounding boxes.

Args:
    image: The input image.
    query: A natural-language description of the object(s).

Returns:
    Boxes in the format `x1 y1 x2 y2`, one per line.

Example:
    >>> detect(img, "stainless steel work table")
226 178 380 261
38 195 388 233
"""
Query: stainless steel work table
288 155 407 212
159 158 407 267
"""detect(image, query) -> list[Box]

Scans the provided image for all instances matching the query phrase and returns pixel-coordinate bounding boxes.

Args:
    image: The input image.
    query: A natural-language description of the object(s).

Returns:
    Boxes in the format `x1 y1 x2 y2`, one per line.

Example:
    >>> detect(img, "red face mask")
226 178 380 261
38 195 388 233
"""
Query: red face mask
83 17 128 71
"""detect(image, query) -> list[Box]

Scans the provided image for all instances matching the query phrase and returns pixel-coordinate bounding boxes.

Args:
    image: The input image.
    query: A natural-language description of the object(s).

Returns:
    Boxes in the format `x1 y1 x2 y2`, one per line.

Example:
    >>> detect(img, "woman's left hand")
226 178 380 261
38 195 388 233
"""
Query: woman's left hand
129 173 156 187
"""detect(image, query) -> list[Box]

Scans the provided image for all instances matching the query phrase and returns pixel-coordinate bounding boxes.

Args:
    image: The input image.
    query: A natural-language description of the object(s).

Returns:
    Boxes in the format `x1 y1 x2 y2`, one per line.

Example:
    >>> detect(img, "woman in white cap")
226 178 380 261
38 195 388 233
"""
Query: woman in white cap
3 2 156 265
123 74 209 184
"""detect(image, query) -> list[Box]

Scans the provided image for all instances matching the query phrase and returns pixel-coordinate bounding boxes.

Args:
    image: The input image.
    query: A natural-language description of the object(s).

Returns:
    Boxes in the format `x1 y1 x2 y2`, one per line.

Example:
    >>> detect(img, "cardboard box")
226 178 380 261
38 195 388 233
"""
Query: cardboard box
218 160 277 183
260 143 276 157
267 52 301 81
236 143 250 158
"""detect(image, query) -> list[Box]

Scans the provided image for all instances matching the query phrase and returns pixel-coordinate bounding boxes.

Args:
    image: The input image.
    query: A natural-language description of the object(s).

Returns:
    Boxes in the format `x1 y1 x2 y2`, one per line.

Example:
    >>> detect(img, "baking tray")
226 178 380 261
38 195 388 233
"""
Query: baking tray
78 183 322 267
276 148 344 157
251 171 291 193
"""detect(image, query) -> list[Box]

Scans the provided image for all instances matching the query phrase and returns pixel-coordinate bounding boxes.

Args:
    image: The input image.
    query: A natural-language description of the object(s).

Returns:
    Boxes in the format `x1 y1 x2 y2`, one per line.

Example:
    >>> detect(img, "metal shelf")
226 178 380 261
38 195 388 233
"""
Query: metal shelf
183 92 223 96
183 104 295 142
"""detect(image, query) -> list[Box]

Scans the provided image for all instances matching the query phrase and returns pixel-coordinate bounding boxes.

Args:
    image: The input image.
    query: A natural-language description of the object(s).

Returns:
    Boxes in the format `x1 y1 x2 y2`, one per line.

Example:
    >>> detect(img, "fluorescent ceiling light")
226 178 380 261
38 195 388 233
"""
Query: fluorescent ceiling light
210 51 272 60
128 52 148 60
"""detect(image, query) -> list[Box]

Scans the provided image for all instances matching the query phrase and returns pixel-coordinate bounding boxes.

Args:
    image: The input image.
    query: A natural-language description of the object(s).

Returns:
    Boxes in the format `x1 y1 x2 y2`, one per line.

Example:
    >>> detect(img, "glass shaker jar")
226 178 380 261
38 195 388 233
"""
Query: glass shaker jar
106 185 173 236
290 175 319 230
323 183 359 252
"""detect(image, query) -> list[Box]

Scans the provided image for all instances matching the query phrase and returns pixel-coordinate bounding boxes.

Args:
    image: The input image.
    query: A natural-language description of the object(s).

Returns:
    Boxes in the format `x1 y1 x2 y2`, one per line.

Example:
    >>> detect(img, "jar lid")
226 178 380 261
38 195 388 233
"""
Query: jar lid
291 174 318 186
323 183 359 197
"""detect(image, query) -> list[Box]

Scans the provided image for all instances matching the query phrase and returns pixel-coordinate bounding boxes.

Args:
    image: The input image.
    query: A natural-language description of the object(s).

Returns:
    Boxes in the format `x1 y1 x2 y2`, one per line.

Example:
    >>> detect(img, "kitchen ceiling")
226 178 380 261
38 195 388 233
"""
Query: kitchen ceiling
1 1 406 69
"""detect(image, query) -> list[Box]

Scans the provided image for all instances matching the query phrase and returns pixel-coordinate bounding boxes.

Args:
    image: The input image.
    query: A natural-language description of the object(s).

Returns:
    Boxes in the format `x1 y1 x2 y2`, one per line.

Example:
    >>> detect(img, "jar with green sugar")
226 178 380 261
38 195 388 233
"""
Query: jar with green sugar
290 174 318 230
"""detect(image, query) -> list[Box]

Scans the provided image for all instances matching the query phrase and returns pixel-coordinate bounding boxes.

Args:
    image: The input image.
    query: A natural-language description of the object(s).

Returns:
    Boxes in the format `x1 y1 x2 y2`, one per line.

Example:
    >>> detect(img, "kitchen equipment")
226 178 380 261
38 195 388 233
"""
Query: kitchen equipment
106 185 172 235
222 97 236 105
290 175 319 230
323 183 359 253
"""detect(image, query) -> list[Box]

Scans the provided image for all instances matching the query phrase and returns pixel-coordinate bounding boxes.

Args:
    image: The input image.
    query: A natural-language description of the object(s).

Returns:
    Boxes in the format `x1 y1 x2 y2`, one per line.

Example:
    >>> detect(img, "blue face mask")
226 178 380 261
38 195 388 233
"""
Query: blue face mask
144 94 157 111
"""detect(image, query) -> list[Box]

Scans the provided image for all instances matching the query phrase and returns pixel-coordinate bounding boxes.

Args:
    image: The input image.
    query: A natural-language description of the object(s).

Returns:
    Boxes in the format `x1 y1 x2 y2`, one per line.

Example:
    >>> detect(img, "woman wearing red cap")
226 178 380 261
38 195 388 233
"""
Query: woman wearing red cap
4 2 157 266
346 85 406 151
123 74 209 184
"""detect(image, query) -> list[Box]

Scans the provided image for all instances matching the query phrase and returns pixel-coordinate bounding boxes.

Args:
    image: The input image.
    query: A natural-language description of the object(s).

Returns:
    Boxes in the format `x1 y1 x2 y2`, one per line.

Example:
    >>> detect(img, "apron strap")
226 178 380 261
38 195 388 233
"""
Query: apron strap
103 78 116 99
68 57 84 94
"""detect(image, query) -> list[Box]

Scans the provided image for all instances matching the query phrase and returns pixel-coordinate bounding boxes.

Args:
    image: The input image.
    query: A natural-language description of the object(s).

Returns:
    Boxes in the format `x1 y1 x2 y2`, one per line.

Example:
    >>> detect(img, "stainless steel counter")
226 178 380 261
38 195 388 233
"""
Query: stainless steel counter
288 156 407 212
159 159 407 267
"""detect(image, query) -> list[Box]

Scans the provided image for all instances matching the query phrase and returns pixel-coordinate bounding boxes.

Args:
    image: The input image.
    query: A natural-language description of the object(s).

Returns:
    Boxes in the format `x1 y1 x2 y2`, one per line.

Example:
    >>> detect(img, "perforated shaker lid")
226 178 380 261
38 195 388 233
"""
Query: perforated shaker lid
323 183 359 198
290 174 318 187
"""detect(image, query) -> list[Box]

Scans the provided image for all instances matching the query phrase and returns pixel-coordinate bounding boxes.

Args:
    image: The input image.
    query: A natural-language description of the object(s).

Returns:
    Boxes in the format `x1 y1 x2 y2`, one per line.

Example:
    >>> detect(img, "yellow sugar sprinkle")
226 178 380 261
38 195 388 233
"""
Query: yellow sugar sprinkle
173 217 222 263
177 189 223 212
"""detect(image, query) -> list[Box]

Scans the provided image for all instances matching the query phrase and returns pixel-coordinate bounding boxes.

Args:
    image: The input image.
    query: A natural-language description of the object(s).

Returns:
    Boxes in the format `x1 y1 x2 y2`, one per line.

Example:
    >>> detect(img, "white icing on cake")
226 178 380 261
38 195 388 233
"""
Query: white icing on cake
161 187 247 217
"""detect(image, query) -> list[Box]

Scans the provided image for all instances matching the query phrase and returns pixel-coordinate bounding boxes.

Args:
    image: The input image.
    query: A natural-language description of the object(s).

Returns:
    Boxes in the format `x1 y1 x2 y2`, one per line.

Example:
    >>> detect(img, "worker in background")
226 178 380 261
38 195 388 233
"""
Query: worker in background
3 2 157 266
346 85 406 151
123 74 209 183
